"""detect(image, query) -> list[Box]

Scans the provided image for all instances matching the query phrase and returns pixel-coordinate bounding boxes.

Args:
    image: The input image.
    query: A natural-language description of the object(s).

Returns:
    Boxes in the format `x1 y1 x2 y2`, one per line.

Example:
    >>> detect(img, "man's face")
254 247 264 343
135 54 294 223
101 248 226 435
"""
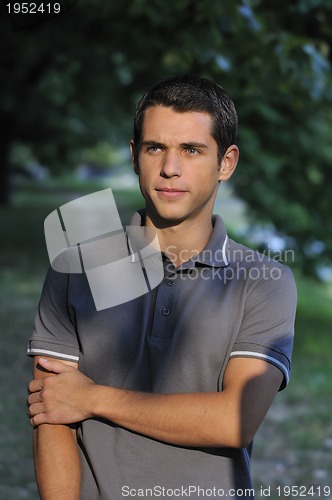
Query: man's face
132 106 229 227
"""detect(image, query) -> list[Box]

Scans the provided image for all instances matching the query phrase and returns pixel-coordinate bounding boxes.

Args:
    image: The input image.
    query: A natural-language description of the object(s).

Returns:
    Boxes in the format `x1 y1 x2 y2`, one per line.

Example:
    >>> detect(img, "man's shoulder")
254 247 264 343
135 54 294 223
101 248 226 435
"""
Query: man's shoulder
224 237 296 291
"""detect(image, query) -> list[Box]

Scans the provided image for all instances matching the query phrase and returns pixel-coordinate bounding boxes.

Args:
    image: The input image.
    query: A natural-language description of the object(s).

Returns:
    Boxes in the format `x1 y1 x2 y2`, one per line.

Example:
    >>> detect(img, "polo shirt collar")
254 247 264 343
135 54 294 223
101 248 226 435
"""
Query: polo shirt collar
179 215 229 269
128 210 229 269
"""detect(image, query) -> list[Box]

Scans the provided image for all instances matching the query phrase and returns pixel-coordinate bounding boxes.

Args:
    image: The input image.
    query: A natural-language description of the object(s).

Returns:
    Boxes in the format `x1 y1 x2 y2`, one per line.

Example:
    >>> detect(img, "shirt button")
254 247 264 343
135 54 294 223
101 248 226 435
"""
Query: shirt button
162 308 170 316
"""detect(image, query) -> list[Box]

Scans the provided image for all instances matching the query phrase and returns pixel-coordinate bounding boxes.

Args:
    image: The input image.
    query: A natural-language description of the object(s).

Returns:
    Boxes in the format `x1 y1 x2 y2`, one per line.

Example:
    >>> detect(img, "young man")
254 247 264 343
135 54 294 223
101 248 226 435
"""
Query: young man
27 75 297 499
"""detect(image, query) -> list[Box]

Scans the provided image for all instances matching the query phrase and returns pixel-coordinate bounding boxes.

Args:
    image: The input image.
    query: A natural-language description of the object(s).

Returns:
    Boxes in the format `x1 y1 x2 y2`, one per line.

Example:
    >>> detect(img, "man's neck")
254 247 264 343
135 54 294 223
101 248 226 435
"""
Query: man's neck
145 213 214 268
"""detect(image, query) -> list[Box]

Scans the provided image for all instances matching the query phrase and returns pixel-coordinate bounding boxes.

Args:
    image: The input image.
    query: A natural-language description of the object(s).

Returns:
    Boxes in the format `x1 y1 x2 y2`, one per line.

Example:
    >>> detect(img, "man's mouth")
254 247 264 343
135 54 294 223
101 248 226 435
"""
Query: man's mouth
156 188 187 198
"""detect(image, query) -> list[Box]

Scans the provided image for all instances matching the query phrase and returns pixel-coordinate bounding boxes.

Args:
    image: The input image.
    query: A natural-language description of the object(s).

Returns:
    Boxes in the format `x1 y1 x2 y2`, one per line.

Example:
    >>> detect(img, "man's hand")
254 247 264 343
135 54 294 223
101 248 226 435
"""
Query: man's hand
28 358 95 426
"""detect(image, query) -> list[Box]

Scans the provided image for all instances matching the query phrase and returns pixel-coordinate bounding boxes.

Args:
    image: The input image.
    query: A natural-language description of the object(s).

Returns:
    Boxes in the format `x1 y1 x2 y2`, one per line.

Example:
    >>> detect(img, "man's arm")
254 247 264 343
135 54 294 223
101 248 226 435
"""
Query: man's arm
28 356 283 449
31 356 81 500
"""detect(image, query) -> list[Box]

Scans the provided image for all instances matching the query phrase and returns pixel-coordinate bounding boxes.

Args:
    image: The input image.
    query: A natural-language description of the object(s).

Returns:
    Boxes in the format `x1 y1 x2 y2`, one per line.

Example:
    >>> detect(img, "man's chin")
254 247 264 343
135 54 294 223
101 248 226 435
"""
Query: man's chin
146 208 188 229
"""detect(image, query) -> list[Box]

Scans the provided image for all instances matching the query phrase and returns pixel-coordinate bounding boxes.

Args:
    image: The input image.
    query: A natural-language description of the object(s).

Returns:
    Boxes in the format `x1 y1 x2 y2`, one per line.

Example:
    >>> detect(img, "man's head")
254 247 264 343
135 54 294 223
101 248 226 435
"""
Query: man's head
132 74 238 168
130 75 240 230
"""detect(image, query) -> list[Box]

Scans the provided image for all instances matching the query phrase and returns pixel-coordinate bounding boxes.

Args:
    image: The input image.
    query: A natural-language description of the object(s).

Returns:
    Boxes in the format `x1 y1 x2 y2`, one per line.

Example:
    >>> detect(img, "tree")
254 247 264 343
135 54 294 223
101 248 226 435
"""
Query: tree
1 0 332 275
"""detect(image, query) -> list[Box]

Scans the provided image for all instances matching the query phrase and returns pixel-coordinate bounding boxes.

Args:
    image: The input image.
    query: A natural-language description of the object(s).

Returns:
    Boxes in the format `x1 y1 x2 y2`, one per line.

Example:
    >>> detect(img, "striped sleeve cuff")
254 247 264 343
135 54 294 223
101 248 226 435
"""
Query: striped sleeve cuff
230 343 291 390
27 339 80 363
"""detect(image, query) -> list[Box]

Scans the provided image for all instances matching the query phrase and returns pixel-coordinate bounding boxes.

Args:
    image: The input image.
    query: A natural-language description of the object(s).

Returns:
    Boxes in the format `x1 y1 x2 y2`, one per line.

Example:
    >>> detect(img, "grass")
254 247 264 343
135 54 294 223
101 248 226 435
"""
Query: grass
1 177 331 499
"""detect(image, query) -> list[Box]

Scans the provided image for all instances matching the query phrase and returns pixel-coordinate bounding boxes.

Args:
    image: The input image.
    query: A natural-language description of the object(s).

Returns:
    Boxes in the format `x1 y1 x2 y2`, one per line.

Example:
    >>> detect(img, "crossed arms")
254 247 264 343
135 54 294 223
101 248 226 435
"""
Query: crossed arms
28 355 283 499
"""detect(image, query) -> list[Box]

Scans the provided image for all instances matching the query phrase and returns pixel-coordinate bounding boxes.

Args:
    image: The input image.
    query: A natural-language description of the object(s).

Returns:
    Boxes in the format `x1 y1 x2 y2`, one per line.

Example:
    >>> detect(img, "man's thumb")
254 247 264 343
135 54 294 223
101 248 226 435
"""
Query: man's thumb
37 357 69 374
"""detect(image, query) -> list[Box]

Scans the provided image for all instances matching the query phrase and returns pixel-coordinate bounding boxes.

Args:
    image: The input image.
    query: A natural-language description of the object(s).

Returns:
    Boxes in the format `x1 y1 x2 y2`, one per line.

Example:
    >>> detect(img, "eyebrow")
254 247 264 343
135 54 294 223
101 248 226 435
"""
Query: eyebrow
181 142 208 149
141 141 164 148
141 140 209 149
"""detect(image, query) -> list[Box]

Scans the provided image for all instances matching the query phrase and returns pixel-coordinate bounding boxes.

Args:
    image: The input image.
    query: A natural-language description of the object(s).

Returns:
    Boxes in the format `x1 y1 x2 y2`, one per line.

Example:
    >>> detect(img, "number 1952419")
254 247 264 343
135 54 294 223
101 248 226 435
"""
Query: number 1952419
6 3 61 14
276 485 331 497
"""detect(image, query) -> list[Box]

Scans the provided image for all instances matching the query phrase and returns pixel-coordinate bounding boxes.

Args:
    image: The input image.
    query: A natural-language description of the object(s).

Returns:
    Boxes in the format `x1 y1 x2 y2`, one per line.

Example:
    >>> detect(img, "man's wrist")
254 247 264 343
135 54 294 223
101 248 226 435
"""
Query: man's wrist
87 384 114 420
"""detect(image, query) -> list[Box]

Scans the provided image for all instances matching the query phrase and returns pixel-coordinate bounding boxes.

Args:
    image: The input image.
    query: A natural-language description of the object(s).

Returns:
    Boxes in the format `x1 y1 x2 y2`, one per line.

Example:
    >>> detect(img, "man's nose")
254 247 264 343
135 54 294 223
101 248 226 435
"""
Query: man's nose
160 150 182 178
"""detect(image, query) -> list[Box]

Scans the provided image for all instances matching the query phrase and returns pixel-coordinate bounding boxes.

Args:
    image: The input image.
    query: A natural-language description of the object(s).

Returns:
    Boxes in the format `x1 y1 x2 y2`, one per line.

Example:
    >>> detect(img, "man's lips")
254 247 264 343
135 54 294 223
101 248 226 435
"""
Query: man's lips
157 188 186 192
155 188 187 198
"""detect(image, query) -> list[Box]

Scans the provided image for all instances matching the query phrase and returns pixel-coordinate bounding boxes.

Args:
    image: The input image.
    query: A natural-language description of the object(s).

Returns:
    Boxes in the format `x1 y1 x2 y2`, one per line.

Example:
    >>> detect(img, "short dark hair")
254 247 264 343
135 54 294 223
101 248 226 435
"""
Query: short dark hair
133 74 238 164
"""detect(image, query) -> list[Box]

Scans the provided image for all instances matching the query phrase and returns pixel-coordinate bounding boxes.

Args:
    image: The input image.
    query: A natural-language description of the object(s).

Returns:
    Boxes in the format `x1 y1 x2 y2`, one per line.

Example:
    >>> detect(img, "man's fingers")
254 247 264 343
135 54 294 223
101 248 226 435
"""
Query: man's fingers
28 401 48 427
29 412 47 427
28 358 73 394
28 401 45 416
28 378 44 394
28 391 43 406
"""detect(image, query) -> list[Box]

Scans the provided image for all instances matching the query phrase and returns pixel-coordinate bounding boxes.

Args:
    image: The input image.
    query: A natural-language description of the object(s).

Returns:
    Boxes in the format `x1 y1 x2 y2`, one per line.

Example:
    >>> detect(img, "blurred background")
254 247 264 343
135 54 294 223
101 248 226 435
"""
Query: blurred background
1 1 332 498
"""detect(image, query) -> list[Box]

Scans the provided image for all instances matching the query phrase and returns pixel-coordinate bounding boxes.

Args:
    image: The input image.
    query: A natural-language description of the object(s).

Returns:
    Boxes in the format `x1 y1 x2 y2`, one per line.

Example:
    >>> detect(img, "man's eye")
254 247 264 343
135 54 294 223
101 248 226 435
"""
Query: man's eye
147 146 161 153
186 147 199 155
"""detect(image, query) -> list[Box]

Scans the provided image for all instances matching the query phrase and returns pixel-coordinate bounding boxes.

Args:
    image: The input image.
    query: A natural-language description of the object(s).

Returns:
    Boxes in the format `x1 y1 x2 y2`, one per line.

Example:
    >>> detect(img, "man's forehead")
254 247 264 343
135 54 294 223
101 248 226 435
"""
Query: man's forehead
141 105 214 140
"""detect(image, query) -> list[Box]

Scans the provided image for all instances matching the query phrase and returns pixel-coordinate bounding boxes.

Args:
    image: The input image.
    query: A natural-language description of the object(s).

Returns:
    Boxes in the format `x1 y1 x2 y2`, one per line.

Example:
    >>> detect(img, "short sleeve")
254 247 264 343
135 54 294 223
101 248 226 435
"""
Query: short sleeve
230 265 297 390
27 267 80 362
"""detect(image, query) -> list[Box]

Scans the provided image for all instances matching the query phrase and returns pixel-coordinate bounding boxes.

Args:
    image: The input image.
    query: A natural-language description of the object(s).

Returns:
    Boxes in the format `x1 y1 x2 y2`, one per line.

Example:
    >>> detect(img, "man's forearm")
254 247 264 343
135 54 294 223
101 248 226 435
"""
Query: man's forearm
33 425 81 500
85 359 282 449
89 385 240 447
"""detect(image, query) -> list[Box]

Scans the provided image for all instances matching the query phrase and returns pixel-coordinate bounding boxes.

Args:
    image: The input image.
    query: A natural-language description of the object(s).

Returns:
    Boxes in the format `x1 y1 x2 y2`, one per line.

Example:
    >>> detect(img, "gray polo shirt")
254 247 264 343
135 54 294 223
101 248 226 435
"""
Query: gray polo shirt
27 213 296 499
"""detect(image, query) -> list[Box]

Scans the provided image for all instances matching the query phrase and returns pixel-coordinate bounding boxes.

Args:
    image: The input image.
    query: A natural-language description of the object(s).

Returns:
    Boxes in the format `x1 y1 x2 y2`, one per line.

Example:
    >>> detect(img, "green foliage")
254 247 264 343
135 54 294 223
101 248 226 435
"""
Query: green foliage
1 0 332 274
293 271 332 357
81 142 126 167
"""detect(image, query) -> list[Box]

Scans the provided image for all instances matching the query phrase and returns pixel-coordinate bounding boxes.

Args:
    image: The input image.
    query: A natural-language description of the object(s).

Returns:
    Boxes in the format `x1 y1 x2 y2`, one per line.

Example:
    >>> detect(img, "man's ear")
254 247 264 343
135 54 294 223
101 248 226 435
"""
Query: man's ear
130 140 139 175
218 145 239 182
